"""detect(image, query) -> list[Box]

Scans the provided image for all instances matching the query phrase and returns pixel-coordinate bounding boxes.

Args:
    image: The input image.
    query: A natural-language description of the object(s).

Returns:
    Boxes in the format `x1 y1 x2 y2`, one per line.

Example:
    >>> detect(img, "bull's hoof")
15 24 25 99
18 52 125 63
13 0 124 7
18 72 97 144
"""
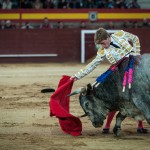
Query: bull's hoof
137 128 148 134
113 126 121 136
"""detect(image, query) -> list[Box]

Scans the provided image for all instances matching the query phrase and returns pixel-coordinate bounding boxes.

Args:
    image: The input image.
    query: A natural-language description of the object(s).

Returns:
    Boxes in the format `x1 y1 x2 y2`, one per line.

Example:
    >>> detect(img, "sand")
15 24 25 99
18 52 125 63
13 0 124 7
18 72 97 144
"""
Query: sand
0 63 150 150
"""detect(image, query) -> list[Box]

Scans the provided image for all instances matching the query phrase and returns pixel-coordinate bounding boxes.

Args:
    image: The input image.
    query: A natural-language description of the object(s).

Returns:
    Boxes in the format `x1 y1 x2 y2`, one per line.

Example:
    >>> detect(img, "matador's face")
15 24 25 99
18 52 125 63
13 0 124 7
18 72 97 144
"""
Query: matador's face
100 37 111 49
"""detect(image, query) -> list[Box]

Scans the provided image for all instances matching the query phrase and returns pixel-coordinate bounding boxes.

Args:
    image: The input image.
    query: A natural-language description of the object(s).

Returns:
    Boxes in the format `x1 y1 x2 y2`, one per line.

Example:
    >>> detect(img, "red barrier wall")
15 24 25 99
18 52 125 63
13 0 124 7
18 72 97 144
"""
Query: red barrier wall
0 29 81 63
0 29 149 63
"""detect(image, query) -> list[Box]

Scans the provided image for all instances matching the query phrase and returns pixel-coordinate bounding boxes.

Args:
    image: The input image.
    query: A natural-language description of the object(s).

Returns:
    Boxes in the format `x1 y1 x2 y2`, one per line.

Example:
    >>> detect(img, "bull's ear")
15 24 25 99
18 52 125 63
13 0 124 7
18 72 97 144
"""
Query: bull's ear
86 83 93 95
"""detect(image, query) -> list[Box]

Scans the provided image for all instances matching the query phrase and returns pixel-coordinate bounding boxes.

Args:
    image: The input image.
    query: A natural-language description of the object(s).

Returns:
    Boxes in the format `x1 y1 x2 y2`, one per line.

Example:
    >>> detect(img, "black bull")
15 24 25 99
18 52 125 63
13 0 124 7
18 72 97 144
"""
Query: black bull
70 54 150 136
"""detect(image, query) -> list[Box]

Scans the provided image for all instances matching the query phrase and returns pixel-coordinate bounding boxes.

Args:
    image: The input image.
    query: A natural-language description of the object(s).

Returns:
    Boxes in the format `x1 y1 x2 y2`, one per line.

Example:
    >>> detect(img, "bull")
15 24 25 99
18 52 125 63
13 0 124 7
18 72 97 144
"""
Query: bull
70 54 150 136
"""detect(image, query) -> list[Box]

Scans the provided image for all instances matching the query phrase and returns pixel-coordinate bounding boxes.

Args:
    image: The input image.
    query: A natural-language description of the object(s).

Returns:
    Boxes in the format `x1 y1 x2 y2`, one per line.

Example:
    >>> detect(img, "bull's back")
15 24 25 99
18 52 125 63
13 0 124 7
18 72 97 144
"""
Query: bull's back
132 54 150 123
140 54 150 80
133 54 150 87
95 54 150 123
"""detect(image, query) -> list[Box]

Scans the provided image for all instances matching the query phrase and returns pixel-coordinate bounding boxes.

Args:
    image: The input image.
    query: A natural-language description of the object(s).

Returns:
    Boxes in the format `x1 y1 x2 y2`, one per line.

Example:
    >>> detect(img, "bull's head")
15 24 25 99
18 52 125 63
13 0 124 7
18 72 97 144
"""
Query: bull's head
69 83 109 128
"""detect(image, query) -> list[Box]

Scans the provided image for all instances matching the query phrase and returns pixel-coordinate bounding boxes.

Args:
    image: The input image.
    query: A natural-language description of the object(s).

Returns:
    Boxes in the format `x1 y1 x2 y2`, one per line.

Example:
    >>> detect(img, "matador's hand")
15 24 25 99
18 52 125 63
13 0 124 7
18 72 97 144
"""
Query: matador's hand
70 76 78 81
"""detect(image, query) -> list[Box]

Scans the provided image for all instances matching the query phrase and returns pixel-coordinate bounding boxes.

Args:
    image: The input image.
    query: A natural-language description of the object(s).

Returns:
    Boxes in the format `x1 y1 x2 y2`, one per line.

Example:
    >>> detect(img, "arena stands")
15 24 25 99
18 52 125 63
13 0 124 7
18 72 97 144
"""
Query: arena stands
0 0 150 29
0 0 150 9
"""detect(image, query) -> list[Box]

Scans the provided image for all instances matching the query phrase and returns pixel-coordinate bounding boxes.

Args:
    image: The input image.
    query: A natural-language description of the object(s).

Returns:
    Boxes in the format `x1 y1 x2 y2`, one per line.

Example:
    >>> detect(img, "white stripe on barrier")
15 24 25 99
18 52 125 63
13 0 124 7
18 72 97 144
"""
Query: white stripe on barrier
0 54 58 57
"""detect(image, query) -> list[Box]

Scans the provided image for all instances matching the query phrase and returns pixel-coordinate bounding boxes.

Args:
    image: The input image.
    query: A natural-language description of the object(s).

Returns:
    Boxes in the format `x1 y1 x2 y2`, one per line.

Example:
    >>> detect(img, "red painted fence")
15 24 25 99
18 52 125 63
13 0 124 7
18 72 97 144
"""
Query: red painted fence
0 28 149 63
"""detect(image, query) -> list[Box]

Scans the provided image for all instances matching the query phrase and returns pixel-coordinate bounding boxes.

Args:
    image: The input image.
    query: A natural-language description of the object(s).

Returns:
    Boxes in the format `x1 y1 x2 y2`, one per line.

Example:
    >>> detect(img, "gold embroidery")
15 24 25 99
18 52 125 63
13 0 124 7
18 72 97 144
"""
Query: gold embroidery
106 52 116 64
98 49 105 56
114 30 124 37
136 49 140 52
136 43 140 47
125 49 130 54
120 53 125 57
119 40 124 45
110 58 113 61
118 50 122 54
97 47 105 56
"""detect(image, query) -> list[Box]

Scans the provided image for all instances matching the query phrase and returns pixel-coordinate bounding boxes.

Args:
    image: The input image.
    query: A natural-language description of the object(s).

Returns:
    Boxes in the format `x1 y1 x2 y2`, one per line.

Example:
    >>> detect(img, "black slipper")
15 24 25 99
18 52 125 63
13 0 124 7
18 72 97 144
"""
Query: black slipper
41 88 55 93
137 128 148 133
102 128 109 134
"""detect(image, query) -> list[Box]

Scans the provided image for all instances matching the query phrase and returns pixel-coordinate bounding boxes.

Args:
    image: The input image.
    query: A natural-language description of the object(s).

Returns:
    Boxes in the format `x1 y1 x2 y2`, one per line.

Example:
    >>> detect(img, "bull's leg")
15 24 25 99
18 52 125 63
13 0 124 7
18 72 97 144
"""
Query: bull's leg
132 91 150 124
113 112 126 136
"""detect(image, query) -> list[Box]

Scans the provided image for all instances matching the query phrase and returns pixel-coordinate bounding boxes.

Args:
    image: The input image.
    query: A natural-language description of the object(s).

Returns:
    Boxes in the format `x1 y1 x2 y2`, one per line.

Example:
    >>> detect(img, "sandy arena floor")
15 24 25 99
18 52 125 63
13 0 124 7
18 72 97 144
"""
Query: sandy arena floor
0 63 150 150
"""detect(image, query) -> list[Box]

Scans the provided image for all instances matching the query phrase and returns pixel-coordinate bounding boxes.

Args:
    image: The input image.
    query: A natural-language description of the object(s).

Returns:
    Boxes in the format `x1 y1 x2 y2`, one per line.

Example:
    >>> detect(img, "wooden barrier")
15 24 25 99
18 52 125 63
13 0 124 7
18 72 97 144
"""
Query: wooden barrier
0 29 81 63
0 28 149 63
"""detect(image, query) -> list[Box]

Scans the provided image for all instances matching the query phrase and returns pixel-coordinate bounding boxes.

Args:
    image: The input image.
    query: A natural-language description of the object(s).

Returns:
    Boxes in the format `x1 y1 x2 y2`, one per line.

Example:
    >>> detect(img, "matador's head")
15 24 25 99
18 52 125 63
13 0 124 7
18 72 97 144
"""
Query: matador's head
94 28 110 50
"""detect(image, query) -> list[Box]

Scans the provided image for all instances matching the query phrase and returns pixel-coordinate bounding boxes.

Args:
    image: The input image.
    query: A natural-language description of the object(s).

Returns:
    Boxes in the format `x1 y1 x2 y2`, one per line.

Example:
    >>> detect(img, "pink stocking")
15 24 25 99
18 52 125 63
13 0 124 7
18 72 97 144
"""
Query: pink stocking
138 121 144 128
104 111 116 129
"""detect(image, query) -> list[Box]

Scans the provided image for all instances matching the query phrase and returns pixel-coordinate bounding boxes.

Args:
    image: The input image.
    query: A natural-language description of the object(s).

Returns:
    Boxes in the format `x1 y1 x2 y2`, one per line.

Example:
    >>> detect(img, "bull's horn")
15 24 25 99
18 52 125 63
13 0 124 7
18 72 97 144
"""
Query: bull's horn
67 87 86 96
78 113 87 118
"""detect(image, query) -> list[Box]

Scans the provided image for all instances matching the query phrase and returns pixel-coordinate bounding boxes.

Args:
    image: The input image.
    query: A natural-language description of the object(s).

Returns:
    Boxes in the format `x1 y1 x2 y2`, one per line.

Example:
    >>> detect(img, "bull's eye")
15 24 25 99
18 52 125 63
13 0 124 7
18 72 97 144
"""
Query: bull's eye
85 102 89 108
